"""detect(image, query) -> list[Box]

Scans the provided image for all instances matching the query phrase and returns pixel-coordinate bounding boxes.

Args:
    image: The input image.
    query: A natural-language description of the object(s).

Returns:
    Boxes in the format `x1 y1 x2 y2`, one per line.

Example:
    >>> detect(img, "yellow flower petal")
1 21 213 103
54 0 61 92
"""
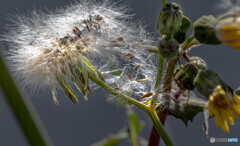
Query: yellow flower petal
233 95 240 117
220 108 235 125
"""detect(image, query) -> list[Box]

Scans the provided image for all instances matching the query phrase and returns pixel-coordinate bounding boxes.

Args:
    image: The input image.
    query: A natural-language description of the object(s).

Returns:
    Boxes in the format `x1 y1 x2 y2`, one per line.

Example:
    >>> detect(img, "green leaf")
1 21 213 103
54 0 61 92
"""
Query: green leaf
167 94 206 126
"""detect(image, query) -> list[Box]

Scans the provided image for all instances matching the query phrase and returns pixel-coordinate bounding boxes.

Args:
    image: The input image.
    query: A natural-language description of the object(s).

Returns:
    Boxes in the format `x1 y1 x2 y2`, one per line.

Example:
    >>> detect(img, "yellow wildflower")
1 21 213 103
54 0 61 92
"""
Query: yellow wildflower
207 85 240 132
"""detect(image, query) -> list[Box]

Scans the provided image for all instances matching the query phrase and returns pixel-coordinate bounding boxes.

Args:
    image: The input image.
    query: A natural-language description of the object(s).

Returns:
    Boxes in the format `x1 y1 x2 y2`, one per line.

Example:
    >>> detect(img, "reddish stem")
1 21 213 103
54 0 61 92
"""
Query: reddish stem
148 110 168 146
148 60 176 146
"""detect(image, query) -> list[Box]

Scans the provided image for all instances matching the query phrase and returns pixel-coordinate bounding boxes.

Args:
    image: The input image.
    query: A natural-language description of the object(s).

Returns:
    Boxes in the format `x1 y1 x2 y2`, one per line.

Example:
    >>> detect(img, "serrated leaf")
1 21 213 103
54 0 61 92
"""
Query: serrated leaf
167 95 206 126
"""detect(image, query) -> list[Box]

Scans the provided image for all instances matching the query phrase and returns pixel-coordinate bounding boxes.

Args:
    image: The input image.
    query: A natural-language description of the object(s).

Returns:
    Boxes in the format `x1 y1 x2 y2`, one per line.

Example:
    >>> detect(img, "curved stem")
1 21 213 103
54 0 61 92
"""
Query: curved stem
146 110 173 146
88 72 148 111
87 71 173 146
0 51 53 146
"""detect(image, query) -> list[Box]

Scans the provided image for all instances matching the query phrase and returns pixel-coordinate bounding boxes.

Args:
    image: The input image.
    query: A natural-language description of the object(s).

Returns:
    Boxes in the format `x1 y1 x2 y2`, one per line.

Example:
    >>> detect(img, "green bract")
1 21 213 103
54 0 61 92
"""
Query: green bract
181 16 191 32
194 70 233 98
174 29 186 44
157 3 183 36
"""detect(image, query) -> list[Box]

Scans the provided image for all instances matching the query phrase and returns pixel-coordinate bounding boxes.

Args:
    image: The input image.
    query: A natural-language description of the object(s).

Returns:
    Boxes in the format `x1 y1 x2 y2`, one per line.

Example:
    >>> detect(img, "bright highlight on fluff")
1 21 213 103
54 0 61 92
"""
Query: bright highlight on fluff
2 0 157 104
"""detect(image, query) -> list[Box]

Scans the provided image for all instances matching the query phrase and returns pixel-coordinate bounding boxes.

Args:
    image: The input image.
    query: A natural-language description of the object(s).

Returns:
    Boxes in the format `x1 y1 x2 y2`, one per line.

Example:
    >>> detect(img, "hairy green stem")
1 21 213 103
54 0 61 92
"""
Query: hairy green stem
146 110 173 146
151 56 164 108
148 60 177 146
154 56 164 90
87 71 173 145
0 51 53 146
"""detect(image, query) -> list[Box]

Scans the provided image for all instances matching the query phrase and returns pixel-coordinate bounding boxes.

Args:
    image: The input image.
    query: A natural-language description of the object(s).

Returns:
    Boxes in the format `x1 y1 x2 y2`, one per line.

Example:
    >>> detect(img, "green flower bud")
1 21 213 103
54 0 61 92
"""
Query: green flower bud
158 36 179 60
174 29 187 44
190 57 207 70
175 57 207 90
157 3 183 36
180 16 191 32
194 70 233 98
193 15 221 45
175 65 196 90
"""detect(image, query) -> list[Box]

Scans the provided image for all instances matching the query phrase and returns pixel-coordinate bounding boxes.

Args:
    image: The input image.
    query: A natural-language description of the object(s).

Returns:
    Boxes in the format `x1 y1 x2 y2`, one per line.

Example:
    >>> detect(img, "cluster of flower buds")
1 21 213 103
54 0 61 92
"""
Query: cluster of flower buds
157 3 191 61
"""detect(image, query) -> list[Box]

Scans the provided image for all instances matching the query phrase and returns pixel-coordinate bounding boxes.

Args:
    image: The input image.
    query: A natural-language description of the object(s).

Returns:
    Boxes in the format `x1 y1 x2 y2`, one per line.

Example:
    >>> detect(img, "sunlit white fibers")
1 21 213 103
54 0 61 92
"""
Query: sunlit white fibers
2 0 158 103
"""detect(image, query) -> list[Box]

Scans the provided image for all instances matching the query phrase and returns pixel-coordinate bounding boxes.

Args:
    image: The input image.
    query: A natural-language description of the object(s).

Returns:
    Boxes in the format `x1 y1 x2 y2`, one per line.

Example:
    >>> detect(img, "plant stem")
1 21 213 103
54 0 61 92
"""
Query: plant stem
88 72 148 111
151 56 164 108
148 60 177 146
146 110 173 146
162 60 177 93
87 71 173 145
0 51 53 146
154 56 164 90
127 108 139 146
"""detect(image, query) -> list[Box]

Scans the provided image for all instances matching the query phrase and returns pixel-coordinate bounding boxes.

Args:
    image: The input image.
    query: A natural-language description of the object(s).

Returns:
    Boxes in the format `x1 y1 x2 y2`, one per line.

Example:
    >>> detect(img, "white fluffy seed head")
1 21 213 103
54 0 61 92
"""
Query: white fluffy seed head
2 0 157 103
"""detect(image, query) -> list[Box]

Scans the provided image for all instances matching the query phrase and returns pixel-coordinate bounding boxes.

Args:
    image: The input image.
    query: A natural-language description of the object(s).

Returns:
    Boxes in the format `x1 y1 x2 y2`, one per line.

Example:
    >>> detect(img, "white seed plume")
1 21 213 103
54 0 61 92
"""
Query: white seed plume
2 0 157 104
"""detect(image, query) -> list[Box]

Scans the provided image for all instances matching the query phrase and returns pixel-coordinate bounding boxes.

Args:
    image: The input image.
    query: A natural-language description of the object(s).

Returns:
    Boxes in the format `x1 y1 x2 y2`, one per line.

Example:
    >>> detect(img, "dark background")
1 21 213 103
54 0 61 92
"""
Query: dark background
0 0 240 146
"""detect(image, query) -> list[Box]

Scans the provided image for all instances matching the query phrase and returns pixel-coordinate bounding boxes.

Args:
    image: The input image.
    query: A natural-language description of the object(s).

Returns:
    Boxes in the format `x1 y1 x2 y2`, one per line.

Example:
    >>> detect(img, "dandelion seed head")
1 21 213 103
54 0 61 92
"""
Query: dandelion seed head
2 0 157 103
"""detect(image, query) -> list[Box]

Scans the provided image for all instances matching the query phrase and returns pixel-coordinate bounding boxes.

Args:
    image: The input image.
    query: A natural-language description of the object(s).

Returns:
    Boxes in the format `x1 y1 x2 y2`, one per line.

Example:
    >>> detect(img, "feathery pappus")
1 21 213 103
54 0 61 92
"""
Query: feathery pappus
2 0 157 105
